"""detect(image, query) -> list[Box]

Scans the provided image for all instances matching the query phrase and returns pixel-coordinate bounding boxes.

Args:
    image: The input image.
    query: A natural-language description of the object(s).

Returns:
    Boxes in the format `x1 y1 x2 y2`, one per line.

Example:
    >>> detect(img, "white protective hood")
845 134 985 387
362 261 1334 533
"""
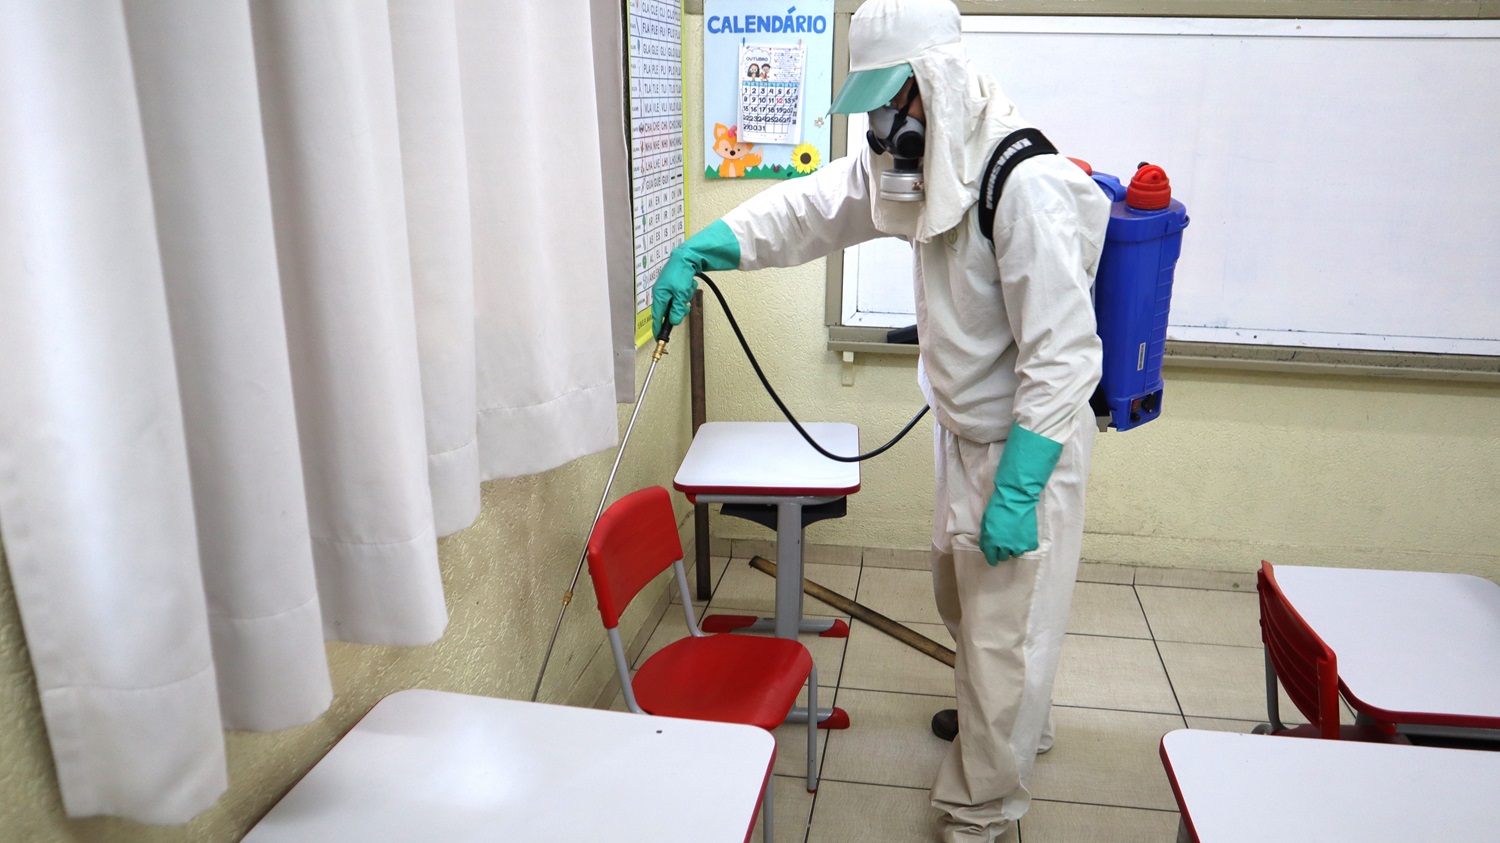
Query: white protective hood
854 1 1030 242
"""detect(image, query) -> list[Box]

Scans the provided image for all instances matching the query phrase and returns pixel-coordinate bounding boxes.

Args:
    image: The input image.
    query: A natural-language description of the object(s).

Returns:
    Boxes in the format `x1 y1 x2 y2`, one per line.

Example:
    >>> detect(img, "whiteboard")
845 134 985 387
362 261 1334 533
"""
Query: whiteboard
840 17 1500 355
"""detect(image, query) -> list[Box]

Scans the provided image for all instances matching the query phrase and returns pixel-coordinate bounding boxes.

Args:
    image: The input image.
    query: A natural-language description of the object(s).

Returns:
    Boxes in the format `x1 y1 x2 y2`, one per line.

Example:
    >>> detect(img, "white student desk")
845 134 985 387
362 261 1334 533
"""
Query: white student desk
1273 565 1500 735
1160 729 1500 842
244 689 773 843
674 421 859 727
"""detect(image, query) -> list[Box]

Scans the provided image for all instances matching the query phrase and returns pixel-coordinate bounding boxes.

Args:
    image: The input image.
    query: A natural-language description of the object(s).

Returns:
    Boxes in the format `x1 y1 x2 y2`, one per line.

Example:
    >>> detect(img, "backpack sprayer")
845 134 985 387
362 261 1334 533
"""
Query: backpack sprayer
533 148 1190 700
975 128 1190 432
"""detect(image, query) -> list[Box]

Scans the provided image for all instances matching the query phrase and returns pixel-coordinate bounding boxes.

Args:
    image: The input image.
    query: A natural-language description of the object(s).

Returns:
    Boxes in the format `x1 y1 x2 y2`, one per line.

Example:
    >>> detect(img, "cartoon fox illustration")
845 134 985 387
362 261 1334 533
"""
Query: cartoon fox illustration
712 123 762 178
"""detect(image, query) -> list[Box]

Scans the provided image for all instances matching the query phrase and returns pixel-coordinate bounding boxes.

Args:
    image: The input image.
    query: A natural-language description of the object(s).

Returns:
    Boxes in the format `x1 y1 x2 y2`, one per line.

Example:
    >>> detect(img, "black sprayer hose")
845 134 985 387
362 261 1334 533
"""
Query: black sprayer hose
694 271 929 463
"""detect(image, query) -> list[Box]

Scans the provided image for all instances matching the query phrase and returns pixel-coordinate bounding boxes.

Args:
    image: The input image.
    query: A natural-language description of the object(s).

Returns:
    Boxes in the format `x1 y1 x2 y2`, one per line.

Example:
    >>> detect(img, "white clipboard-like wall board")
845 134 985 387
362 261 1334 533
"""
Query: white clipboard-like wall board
837 16 1500 358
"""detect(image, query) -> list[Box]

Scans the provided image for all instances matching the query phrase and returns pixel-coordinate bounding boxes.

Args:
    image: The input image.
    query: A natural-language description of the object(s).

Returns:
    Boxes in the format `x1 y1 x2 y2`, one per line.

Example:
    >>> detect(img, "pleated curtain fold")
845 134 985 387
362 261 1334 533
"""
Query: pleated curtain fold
0 0 631 823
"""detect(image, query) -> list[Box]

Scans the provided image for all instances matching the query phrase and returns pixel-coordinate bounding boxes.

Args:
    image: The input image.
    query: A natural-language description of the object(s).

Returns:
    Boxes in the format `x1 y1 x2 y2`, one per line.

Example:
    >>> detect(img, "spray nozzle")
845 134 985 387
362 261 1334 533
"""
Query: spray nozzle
653 317 674 362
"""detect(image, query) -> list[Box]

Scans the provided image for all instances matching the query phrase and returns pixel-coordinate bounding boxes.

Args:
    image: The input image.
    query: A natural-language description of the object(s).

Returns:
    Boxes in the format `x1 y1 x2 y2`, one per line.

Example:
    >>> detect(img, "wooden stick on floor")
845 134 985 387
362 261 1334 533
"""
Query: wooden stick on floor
748 556 955 668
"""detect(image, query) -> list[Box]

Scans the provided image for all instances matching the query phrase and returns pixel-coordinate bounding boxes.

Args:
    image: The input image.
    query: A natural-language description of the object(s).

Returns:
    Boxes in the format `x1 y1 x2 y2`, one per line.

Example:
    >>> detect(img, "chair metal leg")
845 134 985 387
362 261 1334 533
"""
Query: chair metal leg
1262 646 1285 733
762 776 774 843
806 664 819 793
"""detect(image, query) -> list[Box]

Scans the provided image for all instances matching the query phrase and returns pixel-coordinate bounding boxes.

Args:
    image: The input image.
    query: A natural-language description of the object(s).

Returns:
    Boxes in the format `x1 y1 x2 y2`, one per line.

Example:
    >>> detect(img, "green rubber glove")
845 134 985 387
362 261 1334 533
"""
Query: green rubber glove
651 219 741 338
979 425 1064 565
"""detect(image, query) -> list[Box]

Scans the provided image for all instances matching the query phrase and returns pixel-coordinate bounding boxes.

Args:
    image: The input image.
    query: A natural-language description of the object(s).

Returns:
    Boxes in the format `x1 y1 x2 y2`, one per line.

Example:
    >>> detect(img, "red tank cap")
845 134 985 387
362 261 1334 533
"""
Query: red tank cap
1067 157 1092 176
1126 164 1171 211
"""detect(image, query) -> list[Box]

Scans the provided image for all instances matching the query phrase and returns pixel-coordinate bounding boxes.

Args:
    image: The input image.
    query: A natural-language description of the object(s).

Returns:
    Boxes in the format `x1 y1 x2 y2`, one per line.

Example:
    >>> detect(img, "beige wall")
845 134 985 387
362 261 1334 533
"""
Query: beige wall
683 14 1500 577
0 348 692 841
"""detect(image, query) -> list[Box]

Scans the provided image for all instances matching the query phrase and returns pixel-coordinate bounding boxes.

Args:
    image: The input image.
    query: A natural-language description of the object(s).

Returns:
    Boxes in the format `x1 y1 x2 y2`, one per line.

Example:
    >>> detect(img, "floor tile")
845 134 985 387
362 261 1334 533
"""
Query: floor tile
855 567 942 626
805 781 947 843
1136 586 1261 647
1077 561 1135 585
671 556 731 607
728 537 776 561
772 684 838 779
1184 716 1264 734
708 535 733 556
862 547 932 571
1052 634 1179 715
797 629 851 690
749 775 816 843
711 560 860 618
1156 641 1305 723
802 543 863 566
1018 799 1181 843
726 537 864 567
820 688 954 790
1028 706 1185 812
1067 583 1151 639
774 714 834 780
840 620 955 697
1133 567 1256 593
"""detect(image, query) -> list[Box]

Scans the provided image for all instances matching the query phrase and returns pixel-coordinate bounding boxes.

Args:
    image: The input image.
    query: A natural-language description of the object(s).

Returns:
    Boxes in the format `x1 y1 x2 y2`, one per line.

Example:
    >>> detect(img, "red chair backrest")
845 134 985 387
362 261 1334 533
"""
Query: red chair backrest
586 486 683 629
1257 561 1342 739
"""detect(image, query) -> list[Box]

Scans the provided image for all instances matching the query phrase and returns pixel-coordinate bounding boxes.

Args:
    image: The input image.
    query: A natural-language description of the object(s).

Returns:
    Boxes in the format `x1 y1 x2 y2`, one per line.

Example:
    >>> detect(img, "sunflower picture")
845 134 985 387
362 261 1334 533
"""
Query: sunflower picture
791 142 821 174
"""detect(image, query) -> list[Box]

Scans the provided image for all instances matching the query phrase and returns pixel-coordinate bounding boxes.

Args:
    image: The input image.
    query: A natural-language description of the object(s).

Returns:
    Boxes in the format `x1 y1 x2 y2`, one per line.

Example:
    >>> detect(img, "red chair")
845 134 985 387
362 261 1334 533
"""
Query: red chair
1254 561 1406 743
587 486 819 843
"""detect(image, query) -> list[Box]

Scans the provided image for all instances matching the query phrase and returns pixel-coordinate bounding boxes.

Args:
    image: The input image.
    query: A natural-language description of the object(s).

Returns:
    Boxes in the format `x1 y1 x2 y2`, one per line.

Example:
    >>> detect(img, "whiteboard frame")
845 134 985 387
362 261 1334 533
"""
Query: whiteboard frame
820 3 1500 379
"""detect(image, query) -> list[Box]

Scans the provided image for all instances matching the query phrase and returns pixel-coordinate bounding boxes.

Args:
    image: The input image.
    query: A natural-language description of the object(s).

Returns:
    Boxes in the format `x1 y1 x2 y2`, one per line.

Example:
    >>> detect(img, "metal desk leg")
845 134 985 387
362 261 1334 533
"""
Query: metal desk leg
697 495 848 638
773 501 804 640
760 501 846 637
777 501 850 730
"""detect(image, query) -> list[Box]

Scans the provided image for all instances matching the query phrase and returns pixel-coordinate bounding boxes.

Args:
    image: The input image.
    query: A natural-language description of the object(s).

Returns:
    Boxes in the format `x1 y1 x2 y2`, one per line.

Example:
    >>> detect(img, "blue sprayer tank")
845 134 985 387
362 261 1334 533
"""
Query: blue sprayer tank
1085 163 1189 432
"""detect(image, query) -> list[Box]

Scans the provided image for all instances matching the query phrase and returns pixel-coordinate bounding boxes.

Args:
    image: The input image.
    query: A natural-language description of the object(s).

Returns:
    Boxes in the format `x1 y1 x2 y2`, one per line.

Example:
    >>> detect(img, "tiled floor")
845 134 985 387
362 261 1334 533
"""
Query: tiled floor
604 551 1289 842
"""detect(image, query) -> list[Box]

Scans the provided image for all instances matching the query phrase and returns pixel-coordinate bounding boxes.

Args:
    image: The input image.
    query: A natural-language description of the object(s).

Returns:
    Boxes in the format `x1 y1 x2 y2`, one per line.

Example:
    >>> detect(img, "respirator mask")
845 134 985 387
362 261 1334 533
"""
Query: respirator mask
866 97 926 202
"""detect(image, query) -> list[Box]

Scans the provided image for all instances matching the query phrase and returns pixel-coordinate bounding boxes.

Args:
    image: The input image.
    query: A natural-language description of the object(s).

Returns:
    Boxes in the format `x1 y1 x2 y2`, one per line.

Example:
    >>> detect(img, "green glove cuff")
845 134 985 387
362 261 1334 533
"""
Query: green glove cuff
688 219 742 271
651 220 741 337
993 424 1064 499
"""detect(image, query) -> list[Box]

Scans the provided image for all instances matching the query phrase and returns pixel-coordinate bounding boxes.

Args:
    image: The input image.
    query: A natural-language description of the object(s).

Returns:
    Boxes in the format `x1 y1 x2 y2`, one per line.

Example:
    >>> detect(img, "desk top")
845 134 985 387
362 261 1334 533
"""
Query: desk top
674 421 861 498
1273 565 1500 728
1161 729 1500 842
245 690 773 843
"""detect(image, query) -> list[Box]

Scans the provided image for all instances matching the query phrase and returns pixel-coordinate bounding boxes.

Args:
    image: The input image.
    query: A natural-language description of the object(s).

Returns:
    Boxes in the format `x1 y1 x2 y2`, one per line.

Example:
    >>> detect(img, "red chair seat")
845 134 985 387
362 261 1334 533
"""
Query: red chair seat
633 634 812 731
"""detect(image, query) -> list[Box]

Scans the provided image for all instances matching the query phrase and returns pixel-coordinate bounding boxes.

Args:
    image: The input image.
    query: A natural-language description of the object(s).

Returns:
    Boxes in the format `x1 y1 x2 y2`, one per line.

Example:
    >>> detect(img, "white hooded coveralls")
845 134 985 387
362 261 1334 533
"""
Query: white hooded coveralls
716 23 1108 842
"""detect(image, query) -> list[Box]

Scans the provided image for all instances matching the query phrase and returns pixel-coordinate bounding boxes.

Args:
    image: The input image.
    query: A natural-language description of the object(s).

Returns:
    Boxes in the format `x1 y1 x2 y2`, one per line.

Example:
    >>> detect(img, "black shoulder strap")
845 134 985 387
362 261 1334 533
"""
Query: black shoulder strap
978 128 1059 246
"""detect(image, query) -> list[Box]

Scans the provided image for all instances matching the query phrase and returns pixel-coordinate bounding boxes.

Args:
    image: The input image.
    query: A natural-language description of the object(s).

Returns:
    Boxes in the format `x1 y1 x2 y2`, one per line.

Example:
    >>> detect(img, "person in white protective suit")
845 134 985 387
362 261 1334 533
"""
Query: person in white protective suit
652 1 1107 840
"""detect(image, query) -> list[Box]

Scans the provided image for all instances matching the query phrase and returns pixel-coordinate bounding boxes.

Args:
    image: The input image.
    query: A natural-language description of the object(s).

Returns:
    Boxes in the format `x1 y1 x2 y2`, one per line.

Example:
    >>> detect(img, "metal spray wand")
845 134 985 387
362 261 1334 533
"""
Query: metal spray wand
530 319 675 702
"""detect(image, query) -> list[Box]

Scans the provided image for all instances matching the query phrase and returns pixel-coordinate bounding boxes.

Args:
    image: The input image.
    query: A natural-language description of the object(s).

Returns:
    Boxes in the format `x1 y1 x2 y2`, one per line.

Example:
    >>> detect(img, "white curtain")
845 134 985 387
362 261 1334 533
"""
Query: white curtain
0 0 630 824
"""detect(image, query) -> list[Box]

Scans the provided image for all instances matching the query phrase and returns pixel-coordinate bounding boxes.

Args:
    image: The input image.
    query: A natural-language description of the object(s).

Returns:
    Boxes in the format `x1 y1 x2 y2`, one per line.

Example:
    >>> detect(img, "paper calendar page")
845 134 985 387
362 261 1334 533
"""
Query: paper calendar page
736 43 805 146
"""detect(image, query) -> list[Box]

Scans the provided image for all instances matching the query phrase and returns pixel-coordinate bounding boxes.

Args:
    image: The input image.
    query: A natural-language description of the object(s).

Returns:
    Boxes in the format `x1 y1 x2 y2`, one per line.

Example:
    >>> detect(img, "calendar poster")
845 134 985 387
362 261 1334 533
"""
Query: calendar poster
737 43 805 146
702 0 833 180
